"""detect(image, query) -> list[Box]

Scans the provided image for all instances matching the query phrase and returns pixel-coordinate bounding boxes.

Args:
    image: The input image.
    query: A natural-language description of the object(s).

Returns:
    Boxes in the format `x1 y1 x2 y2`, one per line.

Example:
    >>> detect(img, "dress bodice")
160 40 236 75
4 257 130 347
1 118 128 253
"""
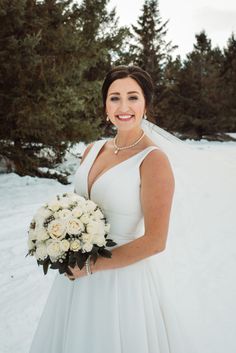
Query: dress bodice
74 139 159 246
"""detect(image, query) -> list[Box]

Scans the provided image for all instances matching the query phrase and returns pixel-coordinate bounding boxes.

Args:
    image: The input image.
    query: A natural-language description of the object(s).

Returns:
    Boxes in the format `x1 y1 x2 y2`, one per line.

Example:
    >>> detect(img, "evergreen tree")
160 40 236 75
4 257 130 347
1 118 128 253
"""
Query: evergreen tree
0 0 128 180
160 31 224 139
131 0 177 123
158 55 185 132
73 0 129 137
221 33 236 131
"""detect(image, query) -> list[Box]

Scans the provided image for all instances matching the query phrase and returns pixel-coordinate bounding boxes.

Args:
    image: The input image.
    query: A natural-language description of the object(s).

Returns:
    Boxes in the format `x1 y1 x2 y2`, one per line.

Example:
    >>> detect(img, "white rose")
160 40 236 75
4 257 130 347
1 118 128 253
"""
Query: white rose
60 239 70 252
92 234 106 247
70 240 81 251
80 213 90 224
35 227 50 241
48 220 66 240
81 242 93 253
35 244 48 260
59 200 70 209
87 221 105 236
86 221 99 235
81 233 94 244
67 193 86 204
28 228 37 241
67 218 84 235
96 221 106 236
92 209 104 220
28 238 36 251
71 207 83 218
86 200 97 212
47 241 62 258
47 200 61 212
55 209 72 219
75 195 87 204
34 209 52 229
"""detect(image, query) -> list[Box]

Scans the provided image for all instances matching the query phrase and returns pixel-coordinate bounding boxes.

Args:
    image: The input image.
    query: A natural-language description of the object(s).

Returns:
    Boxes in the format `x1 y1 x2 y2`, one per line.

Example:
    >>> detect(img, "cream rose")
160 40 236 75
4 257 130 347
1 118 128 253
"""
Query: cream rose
35 244 48 260
81 233 94 244
81 242 93 252
87 221 105 237
59 239 70 252
71 207 83 218
28 238 36 251
35 227 50 241
67 193 86 204
70 240 81 251
28 228 37 241
92 234 106 247
86 221 99 235
96 221 106 236
55 209 72 220
48 220 66 240
47 200 61 212
80 213 90 224
47 241 62 258
60 200 71 209
67 218 84 235
92 209 104 220
85 200 97 212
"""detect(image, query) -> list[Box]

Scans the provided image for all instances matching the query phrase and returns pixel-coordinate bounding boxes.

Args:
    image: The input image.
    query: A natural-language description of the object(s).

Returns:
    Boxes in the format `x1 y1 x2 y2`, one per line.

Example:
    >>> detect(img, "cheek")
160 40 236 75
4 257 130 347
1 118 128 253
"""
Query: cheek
135 101 145 113
105 100 113 113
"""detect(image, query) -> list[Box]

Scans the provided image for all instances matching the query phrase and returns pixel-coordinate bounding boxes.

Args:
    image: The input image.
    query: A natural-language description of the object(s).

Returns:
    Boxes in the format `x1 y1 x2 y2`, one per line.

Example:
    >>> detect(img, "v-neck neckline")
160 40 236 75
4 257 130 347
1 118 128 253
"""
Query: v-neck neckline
86 140 158 199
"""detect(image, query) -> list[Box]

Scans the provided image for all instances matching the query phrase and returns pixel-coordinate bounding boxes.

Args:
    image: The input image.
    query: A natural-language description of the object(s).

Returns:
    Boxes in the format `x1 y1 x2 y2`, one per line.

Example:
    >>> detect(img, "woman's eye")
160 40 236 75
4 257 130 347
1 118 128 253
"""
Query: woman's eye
109 96 138 102
110 96 119 101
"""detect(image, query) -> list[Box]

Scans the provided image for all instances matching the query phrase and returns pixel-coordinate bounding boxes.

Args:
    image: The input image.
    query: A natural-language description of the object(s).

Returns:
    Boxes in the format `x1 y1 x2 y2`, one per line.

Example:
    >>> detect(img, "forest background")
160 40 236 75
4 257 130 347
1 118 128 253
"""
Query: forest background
0 0 235 183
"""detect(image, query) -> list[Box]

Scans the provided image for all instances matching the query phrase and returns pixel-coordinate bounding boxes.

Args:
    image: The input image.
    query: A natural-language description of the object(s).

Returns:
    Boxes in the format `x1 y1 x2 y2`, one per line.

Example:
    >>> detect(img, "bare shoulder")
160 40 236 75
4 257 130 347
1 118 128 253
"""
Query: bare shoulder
80 142 95 165
140 148 175 188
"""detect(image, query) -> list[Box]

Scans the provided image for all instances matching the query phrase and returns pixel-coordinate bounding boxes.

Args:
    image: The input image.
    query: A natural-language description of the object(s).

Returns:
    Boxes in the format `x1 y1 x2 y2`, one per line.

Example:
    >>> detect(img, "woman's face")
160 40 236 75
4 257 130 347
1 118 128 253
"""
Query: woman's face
105 77 146 131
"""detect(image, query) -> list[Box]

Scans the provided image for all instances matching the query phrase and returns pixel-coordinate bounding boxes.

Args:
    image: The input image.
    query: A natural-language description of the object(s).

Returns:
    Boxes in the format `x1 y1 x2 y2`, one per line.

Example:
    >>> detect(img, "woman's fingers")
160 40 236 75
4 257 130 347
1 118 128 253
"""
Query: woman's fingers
64 273 75 281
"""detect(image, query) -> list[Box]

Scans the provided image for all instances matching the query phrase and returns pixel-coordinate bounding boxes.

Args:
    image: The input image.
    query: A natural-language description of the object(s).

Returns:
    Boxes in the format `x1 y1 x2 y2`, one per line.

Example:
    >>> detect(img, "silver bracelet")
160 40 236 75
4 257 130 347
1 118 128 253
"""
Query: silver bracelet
85 255 93 275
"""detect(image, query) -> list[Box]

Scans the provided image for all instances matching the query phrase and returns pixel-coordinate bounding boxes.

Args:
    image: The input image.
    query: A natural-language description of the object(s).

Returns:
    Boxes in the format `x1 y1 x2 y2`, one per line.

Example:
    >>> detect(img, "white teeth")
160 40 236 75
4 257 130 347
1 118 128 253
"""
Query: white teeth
117 115 133 120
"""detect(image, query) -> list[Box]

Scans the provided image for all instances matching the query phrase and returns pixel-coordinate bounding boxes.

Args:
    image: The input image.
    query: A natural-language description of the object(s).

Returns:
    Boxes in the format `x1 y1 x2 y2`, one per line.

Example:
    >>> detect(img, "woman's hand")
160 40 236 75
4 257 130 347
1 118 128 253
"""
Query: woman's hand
64 265 87 281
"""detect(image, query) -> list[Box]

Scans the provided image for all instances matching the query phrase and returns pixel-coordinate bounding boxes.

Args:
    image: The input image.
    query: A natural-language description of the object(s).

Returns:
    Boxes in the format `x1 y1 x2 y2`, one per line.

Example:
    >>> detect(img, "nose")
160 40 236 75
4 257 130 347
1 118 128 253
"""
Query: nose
118 98 130 112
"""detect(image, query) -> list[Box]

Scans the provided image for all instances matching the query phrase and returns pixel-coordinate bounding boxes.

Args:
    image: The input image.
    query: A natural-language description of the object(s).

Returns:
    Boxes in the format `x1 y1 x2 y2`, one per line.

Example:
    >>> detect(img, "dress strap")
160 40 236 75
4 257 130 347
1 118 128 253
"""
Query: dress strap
138 146 160 166
81 140 106 167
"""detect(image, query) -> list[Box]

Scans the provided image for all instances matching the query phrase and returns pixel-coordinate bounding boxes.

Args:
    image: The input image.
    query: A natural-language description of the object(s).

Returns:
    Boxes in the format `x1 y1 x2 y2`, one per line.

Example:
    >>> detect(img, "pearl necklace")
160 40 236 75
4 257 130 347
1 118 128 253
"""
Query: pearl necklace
113 130 145 154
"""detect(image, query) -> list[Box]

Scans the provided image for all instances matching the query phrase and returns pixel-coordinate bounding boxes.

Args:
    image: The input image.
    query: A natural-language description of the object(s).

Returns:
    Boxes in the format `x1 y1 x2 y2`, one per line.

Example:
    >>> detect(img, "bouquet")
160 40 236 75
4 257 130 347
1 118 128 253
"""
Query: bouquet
26 192 117 276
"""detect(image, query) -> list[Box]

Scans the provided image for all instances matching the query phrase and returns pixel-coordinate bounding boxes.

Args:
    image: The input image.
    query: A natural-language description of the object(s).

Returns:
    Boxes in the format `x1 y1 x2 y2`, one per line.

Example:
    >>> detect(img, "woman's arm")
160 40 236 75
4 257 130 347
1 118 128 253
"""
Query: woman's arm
91 149 175 273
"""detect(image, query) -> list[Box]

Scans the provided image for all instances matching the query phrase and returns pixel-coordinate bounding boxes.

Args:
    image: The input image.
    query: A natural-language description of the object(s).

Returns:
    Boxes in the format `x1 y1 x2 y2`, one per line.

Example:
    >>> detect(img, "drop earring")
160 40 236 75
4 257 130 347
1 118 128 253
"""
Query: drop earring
106 115 109 121
143 114 147 120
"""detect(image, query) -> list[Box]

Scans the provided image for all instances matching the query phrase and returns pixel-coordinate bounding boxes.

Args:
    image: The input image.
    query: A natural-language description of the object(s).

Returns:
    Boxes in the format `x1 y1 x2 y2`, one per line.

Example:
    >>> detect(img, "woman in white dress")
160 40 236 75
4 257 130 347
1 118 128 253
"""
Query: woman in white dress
28 65 198 353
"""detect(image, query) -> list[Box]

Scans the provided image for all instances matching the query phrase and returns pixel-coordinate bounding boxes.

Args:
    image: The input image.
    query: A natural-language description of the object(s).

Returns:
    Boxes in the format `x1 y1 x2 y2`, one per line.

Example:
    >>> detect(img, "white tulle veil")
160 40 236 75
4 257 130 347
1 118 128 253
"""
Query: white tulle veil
141 118 236 351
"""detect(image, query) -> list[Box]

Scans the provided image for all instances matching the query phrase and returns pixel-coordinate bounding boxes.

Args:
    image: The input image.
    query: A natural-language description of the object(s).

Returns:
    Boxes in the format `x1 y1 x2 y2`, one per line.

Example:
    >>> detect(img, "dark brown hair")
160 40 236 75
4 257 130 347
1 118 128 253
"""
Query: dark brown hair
101 65 154 120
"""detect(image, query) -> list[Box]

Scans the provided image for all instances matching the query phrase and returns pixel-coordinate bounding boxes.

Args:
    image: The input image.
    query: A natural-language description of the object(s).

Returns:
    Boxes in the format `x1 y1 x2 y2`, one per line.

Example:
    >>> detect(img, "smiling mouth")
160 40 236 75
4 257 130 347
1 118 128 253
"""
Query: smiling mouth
116 115 134 121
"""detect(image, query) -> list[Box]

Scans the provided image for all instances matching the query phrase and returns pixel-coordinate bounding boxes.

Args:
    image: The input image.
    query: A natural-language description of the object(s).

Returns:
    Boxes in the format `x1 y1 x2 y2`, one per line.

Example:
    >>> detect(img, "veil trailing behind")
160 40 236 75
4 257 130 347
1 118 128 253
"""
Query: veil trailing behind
141 119 236 353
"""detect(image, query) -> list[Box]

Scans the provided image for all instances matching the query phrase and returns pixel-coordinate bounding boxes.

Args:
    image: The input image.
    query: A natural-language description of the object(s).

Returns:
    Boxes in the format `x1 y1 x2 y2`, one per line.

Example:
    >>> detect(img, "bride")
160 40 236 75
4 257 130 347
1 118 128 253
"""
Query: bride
29 65 235 353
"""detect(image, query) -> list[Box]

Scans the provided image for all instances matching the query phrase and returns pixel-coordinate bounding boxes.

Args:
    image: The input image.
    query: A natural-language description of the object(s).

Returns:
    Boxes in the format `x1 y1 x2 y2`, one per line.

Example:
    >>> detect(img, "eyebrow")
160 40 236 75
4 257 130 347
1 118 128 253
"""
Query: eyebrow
108 91 140 96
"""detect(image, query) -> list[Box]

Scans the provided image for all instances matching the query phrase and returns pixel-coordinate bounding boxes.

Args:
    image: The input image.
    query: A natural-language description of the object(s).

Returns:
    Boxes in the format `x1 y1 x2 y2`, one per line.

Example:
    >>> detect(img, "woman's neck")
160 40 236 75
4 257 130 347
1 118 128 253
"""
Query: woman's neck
114 128 144 146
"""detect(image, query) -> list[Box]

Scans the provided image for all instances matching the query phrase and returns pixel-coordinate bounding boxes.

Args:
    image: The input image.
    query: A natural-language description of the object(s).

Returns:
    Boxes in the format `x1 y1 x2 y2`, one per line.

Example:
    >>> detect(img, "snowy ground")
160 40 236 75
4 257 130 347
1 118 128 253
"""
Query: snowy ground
0 138 236 353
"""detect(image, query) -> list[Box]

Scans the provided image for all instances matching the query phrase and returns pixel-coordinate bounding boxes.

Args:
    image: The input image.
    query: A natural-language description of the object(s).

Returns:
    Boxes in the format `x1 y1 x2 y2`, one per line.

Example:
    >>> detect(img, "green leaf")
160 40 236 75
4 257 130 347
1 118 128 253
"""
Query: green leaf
90 253 98 264
76 253 87 270
106 239 117 247
98 248 112 258
43 258 50 275
91 245 99 254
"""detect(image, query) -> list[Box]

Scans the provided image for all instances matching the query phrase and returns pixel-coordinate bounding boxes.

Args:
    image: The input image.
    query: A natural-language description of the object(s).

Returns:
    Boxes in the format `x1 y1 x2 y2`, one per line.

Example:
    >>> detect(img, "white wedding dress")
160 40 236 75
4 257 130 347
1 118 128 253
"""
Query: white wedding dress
28 139 194 353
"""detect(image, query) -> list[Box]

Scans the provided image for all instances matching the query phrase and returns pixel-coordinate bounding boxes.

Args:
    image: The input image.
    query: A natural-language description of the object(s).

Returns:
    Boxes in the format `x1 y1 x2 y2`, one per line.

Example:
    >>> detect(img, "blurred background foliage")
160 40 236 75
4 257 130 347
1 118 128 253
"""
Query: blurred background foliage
0 0 235 182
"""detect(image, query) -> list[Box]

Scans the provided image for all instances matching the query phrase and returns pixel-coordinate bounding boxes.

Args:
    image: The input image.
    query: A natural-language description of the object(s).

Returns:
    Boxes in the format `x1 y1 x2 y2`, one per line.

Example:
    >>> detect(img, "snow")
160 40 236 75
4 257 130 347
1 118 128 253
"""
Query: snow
0 139 236 353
